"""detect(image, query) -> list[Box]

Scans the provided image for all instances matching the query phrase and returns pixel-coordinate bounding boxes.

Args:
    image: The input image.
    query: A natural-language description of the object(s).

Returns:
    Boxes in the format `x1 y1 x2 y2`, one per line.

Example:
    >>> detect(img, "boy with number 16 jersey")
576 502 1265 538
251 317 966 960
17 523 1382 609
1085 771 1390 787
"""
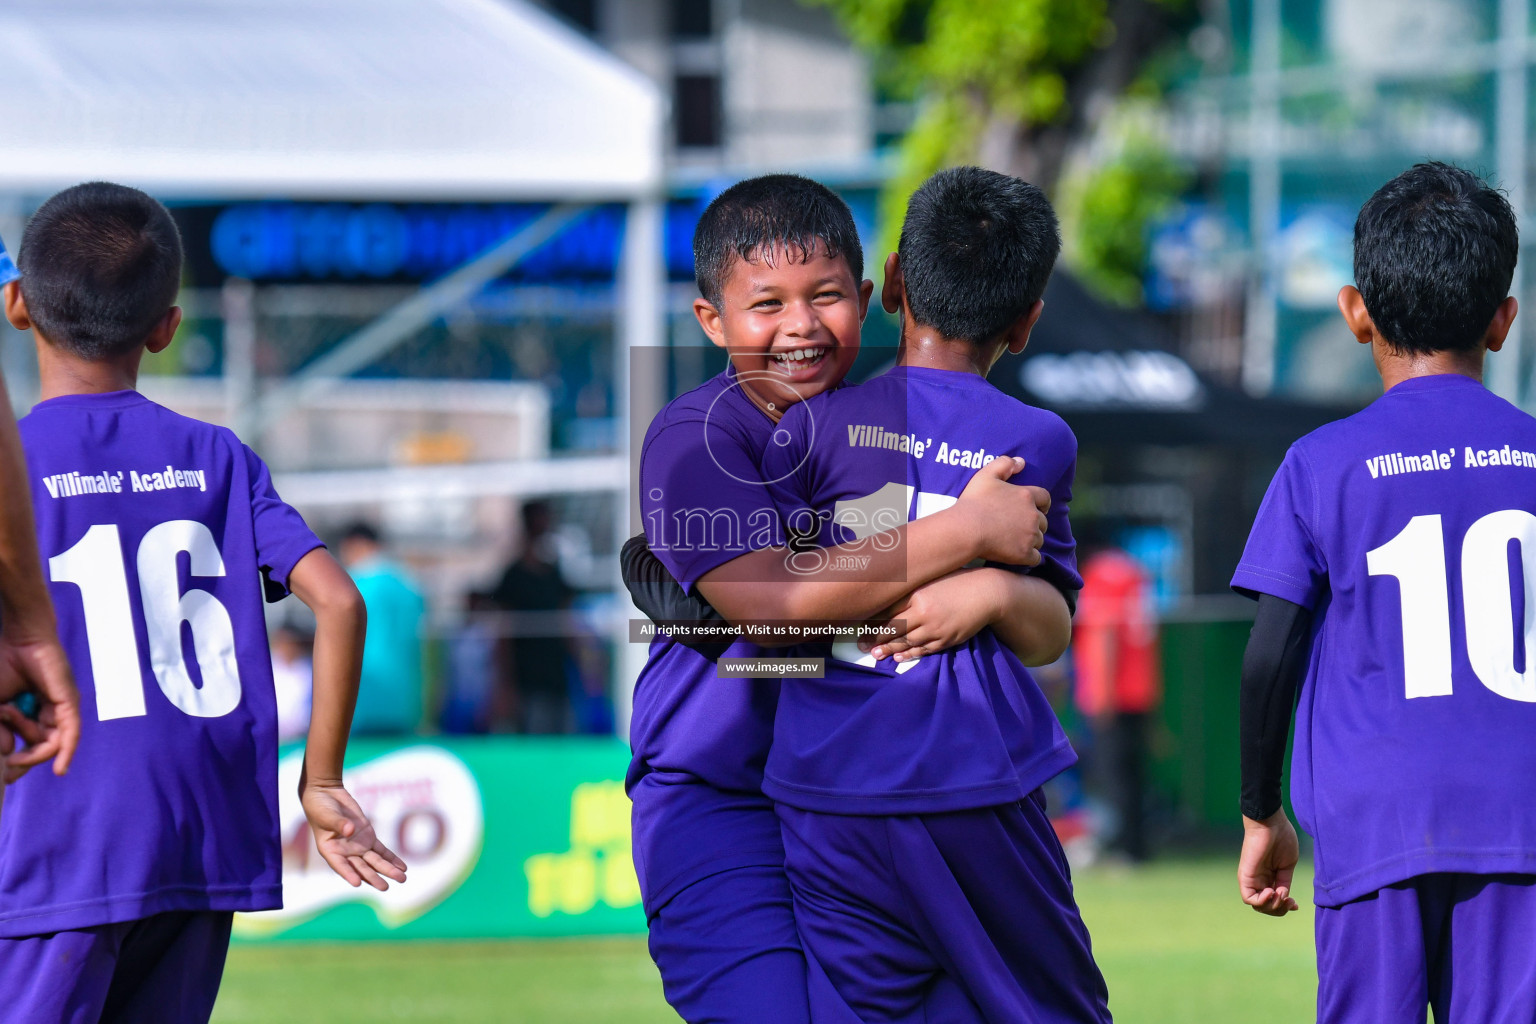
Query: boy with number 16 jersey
0 183 406 1024
1235 163 1536 1023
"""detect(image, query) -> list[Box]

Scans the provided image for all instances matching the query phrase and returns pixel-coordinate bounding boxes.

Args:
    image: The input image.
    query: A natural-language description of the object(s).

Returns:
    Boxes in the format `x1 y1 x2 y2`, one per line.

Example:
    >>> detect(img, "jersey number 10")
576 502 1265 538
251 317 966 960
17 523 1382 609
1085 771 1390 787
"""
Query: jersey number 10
50 521 242 721
1368 510 1536 702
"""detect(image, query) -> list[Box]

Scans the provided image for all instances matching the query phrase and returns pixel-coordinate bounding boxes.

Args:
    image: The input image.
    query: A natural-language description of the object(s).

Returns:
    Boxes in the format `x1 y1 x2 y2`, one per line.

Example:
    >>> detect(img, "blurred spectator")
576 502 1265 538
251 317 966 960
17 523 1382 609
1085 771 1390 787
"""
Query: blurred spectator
1074 541 1162 863
492 500 576 735
440 590 501 735
569 597 616 735
1034 650 1096 867
339 522 427 736
271 625 314 743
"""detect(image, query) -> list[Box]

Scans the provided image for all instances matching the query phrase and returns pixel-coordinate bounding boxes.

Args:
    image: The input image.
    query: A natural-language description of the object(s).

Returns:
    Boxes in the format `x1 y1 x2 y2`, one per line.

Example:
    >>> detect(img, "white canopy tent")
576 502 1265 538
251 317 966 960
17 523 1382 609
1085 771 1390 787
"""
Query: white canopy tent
0 0 663 199
0 0 666 730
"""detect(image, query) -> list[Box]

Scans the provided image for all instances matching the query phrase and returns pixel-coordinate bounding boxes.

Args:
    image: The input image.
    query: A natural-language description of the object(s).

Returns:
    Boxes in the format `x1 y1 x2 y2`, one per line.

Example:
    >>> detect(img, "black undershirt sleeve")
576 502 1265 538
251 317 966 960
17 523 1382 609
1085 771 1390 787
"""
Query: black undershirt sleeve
1239 593 1313 822
620 534 736 659
1026 558 1079 618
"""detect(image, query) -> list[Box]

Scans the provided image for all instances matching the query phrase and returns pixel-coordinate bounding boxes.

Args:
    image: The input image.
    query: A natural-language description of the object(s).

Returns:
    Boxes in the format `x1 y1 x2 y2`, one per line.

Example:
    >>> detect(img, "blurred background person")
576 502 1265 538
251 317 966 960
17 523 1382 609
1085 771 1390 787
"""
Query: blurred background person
1034 649 1098 867
1074 535 1163 864
339 522 426 736
492 500 577 735
439 589 501 735
270 623 314 744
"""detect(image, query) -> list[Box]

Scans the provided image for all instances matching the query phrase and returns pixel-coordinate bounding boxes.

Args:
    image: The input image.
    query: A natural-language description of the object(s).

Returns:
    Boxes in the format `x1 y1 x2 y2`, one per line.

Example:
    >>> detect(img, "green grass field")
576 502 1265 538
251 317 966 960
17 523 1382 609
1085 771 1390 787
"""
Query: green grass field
212 857 1317 1023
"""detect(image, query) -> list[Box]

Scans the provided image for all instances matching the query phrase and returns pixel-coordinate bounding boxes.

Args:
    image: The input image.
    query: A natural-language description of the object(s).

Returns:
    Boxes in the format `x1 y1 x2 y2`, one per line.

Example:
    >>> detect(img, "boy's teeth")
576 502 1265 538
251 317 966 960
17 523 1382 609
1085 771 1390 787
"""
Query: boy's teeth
775 347 826 364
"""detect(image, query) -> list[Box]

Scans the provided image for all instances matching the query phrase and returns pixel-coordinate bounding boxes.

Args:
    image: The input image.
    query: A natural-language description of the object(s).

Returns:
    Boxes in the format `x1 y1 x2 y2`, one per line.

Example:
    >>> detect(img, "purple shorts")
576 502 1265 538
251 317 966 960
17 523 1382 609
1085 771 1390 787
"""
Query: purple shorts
647 864 819 1024
1316 872 1536 1024
778 790 1111 1024
0 911 232 1024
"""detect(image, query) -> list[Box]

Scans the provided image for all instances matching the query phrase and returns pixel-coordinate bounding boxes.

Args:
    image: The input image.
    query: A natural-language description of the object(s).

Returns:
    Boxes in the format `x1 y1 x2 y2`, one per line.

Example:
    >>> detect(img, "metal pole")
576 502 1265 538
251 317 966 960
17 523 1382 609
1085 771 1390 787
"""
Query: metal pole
247 204 586 434
1500 0 1530 405
613 196 666 739
222 277 257 442
1242 0 1282 396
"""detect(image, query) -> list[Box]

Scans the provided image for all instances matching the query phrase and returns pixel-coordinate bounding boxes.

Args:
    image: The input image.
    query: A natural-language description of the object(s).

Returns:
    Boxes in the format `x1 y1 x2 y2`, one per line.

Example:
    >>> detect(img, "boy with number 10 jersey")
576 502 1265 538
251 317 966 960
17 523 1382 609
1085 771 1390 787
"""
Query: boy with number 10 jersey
1235 163 1536 1022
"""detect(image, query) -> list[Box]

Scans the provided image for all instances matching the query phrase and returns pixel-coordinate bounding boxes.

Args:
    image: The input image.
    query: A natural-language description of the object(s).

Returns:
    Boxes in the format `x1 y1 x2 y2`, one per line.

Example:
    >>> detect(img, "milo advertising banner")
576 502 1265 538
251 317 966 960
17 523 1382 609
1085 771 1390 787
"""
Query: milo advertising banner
234 737 645 941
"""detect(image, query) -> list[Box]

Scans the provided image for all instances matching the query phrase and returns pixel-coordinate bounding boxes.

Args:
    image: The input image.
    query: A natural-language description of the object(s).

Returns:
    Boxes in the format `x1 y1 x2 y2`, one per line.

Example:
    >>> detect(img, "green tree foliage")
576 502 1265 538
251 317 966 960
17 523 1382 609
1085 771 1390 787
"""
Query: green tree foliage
810 0 1190 303
1058 103 1190 305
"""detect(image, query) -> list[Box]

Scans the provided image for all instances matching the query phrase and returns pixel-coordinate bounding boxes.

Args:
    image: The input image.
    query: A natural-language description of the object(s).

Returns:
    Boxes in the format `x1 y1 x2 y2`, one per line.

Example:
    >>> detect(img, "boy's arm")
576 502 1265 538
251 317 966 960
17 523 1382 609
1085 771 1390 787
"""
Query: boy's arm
862 570 1072 667
1236 593 1309 917
698 457 1050 634
620 534 735 658
287 548 408 890
862 450 1080 666
0 378 79 779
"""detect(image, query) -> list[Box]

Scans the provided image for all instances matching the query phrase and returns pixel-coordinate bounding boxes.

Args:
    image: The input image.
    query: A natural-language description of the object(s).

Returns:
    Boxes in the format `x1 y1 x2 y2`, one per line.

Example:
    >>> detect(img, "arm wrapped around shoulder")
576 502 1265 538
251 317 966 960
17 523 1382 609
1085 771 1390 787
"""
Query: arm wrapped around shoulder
621 534 737 659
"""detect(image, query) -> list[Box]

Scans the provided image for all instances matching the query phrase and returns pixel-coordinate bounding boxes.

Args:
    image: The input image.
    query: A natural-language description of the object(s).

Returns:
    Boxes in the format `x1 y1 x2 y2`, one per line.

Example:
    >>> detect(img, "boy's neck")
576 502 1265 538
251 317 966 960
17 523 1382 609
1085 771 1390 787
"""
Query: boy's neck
895 322 1002 377
35 337 144 402
1374 343 1486 393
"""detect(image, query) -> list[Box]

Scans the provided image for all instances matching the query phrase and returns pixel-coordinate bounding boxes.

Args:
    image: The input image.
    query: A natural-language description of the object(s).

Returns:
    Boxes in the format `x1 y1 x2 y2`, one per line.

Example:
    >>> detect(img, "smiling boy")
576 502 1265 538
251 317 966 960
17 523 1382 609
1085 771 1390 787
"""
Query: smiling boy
630 175 1057 1023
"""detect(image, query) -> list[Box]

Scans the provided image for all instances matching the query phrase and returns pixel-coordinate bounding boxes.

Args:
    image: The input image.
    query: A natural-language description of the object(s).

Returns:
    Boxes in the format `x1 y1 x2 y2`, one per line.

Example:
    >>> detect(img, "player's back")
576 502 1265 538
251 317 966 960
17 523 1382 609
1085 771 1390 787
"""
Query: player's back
761 366 1079 815
0 390 320 937
1234 373 1536 904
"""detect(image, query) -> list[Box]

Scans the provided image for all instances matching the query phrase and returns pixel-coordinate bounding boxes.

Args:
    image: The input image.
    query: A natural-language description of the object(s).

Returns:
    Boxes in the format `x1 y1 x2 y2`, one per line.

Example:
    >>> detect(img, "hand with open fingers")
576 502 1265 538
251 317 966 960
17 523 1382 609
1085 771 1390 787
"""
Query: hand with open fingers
300 782 409 891
857 568 1000 665
1239 809 1301 916
957 457 1050 567
0 632 80 779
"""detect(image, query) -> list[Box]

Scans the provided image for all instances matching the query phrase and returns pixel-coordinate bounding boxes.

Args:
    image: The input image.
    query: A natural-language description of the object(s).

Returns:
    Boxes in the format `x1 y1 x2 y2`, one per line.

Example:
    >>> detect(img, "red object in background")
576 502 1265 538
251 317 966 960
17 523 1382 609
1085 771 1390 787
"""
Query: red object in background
1050 809 1091 846
1073 549 1161 716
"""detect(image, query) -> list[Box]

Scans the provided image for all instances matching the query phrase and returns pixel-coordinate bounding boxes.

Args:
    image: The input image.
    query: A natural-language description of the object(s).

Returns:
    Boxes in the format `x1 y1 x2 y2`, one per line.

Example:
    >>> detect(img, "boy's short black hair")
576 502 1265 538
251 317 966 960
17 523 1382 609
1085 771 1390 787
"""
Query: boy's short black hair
1354 162 1518 355
898 166 1060 345
342 522 381 545
693 174 863 309
18 182 183 360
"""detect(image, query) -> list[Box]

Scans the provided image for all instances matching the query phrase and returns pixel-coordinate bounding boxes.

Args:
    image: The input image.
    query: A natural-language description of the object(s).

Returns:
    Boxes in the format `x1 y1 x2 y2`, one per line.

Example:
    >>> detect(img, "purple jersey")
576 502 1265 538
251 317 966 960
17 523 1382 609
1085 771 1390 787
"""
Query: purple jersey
1233 374 1536 906
628 367 801 913
761 366 1080 815
0 391 322 938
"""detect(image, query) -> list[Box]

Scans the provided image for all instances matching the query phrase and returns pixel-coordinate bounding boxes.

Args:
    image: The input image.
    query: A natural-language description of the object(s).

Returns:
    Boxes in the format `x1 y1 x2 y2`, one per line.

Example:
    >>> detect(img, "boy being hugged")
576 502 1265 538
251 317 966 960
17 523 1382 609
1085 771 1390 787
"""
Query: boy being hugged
0 182 406 1023
630 175 1056 1023
745 167 1107 1023
1235 162 1536 1022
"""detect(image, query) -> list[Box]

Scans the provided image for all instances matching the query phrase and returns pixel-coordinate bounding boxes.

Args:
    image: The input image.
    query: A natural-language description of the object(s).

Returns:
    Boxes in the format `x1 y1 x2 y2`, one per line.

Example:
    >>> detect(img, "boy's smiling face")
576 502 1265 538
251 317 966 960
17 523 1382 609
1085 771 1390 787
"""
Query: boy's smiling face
694 242 872 421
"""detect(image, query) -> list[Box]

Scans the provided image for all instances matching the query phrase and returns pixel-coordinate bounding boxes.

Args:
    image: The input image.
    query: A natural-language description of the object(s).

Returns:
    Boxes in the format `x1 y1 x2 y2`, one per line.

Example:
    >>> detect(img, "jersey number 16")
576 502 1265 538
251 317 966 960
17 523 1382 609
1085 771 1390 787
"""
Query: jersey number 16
1368 510 1536 702
50 521 242 721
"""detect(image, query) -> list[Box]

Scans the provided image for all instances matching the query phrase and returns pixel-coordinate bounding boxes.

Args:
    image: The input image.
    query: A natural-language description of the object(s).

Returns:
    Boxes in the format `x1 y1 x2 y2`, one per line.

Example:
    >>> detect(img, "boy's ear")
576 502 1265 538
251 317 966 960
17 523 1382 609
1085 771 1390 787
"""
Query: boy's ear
858 278 874 323
1337 286 1376 346
693 297 728 351
144 306 182 354
1004 299 1046 356
881 253 903 315
3 281 30 332
1483 295 1519 353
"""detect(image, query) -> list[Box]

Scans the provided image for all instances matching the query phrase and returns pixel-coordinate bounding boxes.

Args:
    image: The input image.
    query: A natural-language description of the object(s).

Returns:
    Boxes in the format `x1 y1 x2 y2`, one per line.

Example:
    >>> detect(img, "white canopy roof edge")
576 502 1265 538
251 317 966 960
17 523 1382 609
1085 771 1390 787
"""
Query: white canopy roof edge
0 0 665 199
